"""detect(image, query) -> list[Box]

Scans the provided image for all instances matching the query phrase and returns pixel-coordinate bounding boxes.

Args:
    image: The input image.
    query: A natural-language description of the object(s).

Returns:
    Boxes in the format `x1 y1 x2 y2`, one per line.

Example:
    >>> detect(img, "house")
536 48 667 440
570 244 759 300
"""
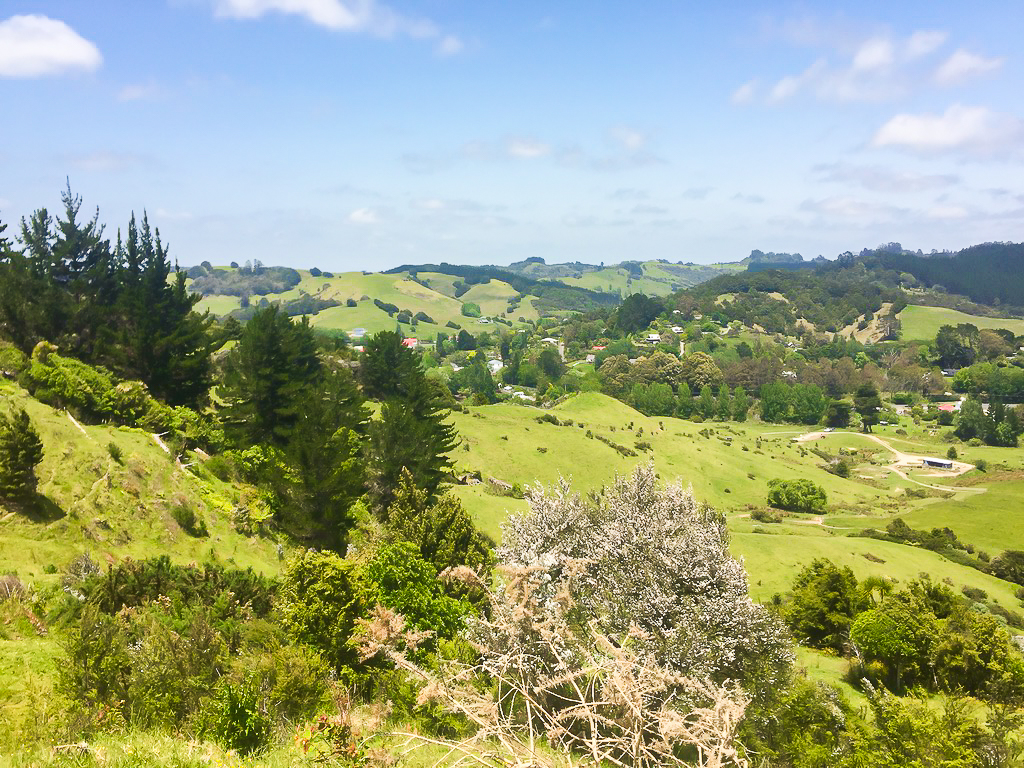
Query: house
644 333 661 344
922 458 954 470
487 359 504 374
349 327 367 339
585 354 596 363
401 338 418 349
541 337 560 345
671 326 684 334
936 401 961 413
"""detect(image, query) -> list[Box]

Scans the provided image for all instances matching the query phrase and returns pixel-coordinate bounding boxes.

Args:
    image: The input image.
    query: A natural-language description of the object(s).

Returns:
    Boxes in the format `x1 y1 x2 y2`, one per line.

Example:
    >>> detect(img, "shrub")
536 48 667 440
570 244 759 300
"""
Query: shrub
460 302 482 318
976 459 988 472
107 442 123 464
947 446 958 460
346 298 357 307
767 478 827 514
200 677 273 755
171 500 209 537
751 508 782 523
961 585 987 601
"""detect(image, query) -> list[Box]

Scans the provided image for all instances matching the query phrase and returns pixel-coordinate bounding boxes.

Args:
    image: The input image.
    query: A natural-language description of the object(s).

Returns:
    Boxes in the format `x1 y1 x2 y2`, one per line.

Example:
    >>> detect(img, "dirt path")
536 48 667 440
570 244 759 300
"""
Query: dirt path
796 430 987 494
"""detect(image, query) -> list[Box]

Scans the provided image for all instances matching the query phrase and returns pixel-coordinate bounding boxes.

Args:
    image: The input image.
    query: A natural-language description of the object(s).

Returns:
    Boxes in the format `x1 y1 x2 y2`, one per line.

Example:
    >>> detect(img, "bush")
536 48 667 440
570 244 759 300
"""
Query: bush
200 677 273 755
346 297 357 307
460 302 481 318
946 446 958 460
767 478 827 514
751 508 782 523
107 441 123 463
171 500 209 537
976 459 988 472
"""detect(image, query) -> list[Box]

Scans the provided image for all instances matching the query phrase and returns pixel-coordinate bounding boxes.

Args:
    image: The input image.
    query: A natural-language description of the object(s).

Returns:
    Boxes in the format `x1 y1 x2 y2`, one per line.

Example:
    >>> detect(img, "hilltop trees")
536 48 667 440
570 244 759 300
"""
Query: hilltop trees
0 187 214 407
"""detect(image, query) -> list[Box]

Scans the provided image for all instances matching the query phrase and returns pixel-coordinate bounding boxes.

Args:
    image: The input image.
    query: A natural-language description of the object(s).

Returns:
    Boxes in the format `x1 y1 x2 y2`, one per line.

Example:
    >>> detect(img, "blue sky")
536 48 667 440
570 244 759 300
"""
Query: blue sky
1 1 1022 271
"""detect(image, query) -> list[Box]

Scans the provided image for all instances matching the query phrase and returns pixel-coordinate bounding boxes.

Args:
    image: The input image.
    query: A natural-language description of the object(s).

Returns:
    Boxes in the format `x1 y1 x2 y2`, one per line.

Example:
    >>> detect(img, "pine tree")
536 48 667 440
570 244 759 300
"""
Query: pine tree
221 306 321 447
0 407 44 500
287 367 368 550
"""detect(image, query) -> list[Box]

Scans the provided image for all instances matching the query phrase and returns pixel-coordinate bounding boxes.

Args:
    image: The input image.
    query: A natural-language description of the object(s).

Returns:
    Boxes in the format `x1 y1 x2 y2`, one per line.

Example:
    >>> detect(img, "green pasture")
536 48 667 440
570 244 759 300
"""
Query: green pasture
899 304 1024 341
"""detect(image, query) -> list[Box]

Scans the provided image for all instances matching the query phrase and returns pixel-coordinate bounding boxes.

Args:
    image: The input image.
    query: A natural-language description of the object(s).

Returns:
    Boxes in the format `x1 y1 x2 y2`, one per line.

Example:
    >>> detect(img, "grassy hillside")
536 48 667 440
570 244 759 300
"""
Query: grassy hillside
0 381 285 581
899 304 1024 341
452 392 1024 612
503 259 744 297
193 269 538 337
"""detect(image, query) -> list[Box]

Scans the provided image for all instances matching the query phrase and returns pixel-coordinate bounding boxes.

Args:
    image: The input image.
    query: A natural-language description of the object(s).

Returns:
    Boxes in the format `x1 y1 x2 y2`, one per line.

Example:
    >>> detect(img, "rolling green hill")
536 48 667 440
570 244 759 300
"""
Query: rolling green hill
449 392 1024 609
898 304 1024 341
195 269 539 337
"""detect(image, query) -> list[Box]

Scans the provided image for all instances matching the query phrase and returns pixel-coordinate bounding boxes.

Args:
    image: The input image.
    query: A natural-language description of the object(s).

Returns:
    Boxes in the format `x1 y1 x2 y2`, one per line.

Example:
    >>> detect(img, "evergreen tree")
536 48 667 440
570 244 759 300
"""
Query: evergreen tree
854 382 882 433
698 384 715 420
732 385 750 422
221 306 321 447
287 368 368 550
715 387 732 421
360 330 419 400
114 214 213 406
675 381 693 418
0 407 44 499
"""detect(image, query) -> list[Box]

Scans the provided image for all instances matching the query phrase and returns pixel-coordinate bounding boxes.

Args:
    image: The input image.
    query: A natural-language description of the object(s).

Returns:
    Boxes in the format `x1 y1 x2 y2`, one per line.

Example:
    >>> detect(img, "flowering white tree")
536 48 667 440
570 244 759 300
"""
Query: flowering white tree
500 464 792 693
359 465 791 767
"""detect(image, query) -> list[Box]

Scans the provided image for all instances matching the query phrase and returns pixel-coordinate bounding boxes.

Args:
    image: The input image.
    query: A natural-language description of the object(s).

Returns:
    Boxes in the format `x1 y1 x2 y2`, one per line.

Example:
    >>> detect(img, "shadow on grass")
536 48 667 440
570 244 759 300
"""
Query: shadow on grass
1 493 65 523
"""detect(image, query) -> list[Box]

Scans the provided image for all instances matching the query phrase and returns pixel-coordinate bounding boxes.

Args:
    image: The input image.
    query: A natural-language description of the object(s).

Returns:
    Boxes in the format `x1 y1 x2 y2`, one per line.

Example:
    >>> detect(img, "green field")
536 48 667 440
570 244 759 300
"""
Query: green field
194 269 539 337
451 392 1024 617
899 304 1024 341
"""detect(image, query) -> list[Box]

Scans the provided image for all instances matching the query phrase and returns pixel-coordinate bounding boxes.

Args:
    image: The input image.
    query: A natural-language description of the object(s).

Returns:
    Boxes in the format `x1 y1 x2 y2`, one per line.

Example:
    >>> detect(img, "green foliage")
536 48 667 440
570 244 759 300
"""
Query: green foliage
220 305 321 447
784 559 866 651
854 382 882 432
279 549 367 673
386 470 494 581
170 499 209 537
767 478 828 514
460 302 482 318
0 406 43 499
364 541 472 648
615 292 663 333
199 677 273 755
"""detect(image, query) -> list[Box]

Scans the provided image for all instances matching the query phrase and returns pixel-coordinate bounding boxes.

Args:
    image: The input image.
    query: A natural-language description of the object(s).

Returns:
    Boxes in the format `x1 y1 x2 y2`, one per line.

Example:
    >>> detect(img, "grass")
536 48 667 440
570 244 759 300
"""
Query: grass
0 381 286 583
452 392 1024 635
899 304 1024 341
192 269 541 335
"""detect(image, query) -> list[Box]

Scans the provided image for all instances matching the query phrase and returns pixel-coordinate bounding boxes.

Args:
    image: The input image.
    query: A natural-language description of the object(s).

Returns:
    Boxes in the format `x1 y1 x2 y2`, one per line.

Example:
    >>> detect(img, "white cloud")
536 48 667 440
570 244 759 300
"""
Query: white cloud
681 186 712 200
436 35 463 56
506 138 551 159
348 207 378 223
813 163 958 192
753 27 958 105
852 37 894 71
0 15 101 78
212 0 443 41
871 104 1024 154
731 79 758 105
935 49 1004 86
632 204 668 215
905 29 947 59
733 193 765 204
